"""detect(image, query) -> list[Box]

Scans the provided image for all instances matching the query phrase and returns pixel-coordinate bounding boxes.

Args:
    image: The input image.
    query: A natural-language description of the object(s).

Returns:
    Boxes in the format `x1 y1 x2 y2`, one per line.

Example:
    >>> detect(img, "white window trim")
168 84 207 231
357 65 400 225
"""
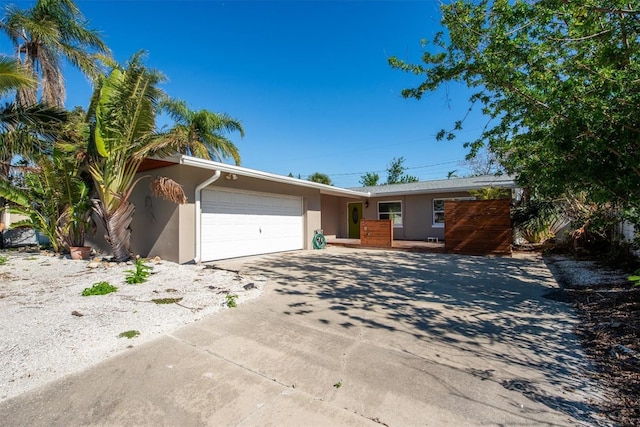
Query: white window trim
378 200 403 228
432 197 475 228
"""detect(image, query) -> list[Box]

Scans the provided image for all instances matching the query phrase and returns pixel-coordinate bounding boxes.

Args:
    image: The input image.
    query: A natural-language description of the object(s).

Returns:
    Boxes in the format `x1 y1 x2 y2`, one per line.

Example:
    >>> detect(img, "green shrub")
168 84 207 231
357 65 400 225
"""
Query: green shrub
629 269 640 287
225 294 238 308
118 330 140 339
125 258 152 284
0 255 8 265
82 281 118 296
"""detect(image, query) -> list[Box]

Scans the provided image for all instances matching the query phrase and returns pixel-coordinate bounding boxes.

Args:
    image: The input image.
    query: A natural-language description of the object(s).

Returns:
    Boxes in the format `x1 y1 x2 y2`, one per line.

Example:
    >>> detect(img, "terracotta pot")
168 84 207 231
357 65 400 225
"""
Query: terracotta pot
69 246 92 260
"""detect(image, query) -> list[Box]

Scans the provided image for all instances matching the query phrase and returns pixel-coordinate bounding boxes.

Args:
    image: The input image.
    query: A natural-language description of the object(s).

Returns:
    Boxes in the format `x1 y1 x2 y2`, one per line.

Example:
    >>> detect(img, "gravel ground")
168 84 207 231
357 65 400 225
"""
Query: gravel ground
0 250 266 402
544 253 639 427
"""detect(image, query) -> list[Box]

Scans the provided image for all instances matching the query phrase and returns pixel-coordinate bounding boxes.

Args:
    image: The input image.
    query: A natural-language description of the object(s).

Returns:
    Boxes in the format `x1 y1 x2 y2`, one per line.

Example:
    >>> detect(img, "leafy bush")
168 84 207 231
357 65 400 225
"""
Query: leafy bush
118 330 140 339
629 270 640 287
125 258 152 284
512 200 569 244
225 294 238 308
0 255 8 265
82 281 118 296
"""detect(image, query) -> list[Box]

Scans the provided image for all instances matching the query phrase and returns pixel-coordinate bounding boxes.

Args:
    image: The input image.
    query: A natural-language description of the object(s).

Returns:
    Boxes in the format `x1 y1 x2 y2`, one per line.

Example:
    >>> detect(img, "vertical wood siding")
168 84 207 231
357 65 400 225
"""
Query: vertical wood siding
360 219 393 248
445 200 512 255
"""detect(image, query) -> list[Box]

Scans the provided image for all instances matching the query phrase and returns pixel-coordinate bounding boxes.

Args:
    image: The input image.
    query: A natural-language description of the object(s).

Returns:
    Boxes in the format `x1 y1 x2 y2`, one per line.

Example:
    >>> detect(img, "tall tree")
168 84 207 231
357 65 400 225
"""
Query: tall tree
307 172 332 185
159 98 244 165
86 53 186 262
2 0 110 107
0 56 67 180
389 0 640 221
464 148 503 176
359 171 379 186
386 156 418 184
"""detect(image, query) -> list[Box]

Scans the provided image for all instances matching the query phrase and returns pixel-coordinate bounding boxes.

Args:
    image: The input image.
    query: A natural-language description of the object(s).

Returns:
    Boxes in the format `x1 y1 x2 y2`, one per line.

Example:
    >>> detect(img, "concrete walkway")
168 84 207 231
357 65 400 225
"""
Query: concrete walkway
0 247 606 426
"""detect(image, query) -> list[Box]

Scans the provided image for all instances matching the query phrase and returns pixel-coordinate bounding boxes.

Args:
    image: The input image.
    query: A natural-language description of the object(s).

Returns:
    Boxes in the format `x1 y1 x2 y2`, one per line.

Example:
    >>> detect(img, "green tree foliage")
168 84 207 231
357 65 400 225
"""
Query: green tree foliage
386 157 418 184
389 0 640 221
2 0 110 107
159 98 244 165
0 144 90 252
307 172 332 185
87 52 186 262
0 57 67 180
469 186 511 200
359 171 379 186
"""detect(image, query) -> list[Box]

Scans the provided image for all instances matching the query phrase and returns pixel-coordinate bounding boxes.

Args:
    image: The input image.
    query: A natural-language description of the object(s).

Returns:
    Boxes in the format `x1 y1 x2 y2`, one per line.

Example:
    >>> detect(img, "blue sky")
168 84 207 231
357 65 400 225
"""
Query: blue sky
4 0 489 187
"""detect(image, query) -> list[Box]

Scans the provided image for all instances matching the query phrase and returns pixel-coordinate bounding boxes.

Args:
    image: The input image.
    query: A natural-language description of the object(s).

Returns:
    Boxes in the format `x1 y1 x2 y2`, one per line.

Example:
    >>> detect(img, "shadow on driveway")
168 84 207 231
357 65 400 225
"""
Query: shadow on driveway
225 247 606 425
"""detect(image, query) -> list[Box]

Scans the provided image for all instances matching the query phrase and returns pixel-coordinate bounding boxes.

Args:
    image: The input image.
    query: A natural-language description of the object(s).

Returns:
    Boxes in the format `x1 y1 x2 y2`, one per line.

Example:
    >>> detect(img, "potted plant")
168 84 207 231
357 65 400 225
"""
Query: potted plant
61 180 94 260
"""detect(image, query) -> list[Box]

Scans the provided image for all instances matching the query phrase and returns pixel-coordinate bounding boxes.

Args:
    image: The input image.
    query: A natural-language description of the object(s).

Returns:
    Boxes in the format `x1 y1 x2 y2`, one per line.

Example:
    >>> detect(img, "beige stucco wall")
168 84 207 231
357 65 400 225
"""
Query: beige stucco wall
123 164 329 263
320 195 365 238
366 191 476 241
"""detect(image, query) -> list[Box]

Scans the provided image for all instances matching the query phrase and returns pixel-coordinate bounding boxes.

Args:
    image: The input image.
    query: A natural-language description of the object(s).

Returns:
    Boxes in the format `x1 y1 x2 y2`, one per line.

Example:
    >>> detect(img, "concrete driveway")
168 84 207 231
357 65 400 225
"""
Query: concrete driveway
0 247 605 426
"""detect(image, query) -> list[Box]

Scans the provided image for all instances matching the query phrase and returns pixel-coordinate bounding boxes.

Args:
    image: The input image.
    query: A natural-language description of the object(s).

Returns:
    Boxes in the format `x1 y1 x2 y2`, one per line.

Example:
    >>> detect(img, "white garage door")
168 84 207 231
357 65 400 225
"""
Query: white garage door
201 188 304 261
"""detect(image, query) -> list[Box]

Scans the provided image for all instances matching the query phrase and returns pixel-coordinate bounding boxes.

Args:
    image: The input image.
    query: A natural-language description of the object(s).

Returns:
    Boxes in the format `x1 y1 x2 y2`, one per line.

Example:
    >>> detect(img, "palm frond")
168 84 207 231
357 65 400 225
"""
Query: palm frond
149 176 187 204
0 56 37 96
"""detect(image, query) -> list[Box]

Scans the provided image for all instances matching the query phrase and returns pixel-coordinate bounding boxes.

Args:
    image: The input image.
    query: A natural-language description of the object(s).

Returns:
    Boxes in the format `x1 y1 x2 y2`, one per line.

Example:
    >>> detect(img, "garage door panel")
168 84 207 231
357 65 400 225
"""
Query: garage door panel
201 189 303 261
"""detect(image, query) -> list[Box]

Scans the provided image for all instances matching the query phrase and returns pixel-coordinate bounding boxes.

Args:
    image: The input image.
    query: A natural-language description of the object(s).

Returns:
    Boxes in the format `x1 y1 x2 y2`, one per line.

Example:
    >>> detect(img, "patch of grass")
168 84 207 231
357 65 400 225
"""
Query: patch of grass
82 281 118 296
152 297 183 305
125 258 152 284
0 255 8 265
24 256 37 261
118 330 140 339
225 293 238 308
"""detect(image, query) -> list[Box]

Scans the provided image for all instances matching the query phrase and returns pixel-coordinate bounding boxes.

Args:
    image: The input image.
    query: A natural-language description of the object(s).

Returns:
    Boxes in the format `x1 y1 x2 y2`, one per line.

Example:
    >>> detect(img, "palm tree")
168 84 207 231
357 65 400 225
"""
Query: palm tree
2 0 110 108
0 56 67 180
86 53 186 262
160 98 244 165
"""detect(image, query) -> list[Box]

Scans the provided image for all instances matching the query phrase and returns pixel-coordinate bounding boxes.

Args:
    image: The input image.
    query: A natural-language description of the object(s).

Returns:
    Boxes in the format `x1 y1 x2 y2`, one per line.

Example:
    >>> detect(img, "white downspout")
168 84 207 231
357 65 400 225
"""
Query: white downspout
193 170 221 263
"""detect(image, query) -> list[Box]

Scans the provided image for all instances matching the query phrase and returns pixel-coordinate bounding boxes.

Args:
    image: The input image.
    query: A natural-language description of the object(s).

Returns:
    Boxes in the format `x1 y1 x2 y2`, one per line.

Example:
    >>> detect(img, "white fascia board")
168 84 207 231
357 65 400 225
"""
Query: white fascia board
178 155 369 199
366 184 518 198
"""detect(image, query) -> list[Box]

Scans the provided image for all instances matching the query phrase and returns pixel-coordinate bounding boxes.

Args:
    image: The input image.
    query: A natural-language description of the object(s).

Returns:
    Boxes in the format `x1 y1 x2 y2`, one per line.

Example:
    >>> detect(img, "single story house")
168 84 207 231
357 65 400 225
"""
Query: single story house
89 155 517 263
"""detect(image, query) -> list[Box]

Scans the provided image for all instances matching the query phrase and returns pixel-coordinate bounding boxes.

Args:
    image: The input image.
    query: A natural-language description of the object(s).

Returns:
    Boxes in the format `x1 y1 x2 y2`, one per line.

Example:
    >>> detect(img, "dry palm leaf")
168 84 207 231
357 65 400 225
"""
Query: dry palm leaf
150 176 187 204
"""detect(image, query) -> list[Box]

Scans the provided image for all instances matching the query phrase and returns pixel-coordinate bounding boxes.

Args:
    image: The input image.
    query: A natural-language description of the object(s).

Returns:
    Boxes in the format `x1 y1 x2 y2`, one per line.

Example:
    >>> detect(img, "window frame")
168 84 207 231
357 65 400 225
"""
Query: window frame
377 200 403 228
432 197 475 228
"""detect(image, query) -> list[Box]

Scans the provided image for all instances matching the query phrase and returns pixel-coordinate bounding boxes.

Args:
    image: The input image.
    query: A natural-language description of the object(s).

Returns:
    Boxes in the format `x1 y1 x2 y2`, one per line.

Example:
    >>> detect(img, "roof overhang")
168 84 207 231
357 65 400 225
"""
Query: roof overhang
366 185 518 198
359 176 518 198
158 155 370 199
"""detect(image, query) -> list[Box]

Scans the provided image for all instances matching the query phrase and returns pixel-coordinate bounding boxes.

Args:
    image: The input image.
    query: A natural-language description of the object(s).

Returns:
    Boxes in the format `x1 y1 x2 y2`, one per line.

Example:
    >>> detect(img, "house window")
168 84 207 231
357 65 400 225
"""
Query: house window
433 197 475 228
378 201 402 228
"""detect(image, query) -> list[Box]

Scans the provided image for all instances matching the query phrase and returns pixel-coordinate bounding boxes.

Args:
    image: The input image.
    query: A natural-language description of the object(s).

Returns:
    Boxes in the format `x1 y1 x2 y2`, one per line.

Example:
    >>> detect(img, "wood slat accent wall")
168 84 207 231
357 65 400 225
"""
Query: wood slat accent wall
360 220 393 248
444 199 512 255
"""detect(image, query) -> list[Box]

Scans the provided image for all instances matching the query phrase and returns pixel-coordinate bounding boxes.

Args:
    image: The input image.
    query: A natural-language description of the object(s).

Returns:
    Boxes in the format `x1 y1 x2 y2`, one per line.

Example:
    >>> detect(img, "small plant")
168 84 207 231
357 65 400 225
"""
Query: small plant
125 258 152 284
82 281 118 296
152 297 183 305
628 269 640 287
118 330 140 339
333 381 342 389
225 293 238 308
0 255 7 265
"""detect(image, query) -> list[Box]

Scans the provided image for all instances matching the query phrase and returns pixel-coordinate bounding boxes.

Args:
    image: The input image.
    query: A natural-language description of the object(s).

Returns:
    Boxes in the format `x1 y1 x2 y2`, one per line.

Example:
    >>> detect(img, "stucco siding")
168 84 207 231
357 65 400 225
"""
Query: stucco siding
129 165 183 262
124 164 333 262
364 191 478 241
320 195 340 237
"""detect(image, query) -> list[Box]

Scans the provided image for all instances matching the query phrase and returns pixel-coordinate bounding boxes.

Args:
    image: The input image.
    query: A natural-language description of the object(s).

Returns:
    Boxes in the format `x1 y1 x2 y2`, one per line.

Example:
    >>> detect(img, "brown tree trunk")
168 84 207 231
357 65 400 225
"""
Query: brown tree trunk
92 199 135 262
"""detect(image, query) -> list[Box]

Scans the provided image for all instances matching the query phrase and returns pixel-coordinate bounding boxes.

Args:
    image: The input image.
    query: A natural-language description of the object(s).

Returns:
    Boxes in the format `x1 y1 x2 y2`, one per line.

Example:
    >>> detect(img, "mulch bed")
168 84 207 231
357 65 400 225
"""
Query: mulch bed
563 282 640 426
